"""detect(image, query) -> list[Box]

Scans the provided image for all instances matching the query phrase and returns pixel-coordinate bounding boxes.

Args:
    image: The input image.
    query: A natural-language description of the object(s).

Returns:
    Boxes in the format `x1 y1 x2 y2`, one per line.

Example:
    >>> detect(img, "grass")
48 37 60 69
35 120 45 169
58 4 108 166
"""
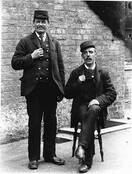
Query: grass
0 98 72 144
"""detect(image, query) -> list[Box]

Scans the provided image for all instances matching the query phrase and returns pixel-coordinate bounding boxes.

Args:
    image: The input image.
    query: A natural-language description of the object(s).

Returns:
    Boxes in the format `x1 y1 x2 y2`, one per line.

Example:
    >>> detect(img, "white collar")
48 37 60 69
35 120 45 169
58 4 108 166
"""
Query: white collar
84 63 96 70
36 32 46 41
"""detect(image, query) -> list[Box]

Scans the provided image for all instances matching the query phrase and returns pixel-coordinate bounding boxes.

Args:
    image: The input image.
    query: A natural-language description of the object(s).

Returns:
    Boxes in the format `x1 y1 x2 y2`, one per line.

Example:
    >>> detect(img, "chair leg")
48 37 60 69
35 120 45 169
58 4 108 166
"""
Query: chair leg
98 133 104 162
72 127 78 157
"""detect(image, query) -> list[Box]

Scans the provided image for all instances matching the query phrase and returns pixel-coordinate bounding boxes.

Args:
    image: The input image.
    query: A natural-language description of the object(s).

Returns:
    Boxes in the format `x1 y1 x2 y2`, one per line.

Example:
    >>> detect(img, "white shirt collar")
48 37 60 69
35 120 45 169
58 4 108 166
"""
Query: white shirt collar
35 32 46 41
84 63 96 70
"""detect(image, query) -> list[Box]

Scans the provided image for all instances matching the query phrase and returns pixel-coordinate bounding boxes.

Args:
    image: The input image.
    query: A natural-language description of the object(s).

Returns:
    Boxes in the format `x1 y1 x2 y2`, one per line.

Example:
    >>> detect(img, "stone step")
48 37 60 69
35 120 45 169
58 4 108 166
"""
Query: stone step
58 119 132 137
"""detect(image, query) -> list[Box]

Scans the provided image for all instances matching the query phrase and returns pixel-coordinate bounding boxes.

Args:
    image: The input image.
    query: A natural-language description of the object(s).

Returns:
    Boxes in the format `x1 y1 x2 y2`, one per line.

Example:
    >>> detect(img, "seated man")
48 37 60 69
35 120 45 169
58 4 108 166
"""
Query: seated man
65 41 117 173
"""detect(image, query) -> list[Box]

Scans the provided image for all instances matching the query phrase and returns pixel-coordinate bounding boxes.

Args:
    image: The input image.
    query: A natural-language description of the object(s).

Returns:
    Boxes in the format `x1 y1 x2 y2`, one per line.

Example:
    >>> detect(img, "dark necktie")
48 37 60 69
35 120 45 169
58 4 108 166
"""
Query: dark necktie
85 68 94 80
39 34 45 48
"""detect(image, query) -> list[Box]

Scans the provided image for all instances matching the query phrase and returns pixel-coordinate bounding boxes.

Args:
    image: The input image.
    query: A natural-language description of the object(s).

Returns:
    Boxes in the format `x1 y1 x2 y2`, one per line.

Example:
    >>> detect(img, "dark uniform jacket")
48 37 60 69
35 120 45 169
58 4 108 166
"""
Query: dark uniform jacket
65 64 117 128
11 31 65 96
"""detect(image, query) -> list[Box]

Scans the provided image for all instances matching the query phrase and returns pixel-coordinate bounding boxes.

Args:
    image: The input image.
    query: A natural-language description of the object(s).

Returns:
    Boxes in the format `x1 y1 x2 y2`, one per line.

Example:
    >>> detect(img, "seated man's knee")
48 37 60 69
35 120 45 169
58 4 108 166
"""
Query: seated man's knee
89 104 101 113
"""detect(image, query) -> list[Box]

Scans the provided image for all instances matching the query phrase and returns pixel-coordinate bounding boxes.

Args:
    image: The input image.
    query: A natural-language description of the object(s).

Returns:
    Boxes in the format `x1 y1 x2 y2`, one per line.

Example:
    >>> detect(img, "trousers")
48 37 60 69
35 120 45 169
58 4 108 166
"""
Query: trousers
25 82 58 161
78 104 102 164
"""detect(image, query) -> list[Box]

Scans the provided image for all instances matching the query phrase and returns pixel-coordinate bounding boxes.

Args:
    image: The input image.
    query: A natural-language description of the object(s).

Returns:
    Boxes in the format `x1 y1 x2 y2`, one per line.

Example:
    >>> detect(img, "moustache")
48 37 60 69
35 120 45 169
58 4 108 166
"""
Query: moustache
37 26 45 29
85 57 92 60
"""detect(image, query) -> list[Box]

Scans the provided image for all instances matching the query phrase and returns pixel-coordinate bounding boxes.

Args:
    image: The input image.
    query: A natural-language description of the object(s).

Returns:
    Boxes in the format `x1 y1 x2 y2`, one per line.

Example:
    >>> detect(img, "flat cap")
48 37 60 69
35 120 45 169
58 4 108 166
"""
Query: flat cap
34 10 49 20
80 41 95 53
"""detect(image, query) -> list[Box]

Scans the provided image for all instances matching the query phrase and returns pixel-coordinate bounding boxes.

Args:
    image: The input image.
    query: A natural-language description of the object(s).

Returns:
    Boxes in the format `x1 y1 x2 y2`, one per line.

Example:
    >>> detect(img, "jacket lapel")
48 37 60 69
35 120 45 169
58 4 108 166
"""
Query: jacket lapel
79 64 85 76
47 32 55 59
94 64 101 93
31 31 41 48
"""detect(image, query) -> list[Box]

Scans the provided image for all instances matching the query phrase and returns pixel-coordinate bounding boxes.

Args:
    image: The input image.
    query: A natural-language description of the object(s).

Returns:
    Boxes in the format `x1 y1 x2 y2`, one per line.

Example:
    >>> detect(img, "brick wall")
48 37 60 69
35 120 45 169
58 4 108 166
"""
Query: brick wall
1 0 126 143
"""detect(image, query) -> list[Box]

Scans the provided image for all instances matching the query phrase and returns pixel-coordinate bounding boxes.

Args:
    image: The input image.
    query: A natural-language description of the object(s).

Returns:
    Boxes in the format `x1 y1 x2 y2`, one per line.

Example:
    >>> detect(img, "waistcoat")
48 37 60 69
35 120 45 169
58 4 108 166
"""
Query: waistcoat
36 36 51 82
80 68 96 104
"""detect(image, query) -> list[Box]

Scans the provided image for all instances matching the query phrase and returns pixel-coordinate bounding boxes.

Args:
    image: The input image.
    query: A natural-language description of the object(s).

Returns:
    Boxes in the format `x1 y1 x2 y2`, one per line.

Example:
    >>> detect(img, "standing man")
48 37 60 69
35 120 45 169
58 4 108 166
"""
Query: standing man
11 10 65 169
65 41 116 173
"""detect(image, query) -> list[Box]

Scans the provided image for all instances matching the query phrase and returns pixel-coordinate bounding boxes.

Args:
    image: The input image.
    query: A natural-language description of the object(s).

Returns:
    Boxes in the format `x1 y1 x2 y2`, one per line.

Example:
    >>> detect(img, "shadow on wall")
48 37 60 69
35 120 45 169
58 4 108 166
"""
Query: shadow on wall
85 1 132 57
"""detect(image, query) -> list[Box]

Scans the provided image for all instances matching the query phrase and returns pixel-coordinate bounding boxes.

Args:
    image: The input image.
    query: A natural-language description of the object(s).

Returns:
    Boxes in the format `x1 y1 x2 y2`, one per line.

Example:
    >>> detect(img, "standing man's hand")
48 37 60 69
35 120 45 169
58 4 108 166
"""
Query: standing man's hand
88 99 99 108
78 75 86 82
31 48 43 59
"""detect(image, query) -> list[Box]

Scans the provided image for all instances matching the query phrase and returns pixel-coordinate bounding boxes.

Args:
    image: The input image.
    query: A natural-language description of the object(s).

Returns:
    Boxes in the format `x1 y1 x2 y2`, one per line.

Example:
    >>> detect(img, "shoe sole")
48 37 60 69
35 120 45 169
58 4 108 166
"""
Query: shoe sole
28 165 38 170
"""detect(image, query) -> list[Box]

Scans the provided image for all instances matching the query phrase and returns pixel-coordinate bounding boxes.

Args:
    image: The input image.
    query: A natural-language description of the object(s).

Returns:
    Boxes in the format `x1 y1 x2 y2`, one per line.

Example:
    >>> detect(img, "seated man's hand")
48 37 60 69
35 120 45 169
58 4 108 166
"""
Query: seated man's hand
78 75 86 82
88 99 99 108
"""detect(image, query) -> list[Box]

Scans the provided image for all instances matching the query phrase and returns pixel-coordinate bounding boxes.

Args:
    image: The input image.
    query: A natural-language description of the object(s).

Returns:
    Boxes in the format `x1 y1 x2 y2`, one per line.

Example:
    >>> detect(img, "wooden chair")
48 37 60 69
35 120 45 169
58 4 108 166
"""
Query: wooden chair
72 116 104 162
